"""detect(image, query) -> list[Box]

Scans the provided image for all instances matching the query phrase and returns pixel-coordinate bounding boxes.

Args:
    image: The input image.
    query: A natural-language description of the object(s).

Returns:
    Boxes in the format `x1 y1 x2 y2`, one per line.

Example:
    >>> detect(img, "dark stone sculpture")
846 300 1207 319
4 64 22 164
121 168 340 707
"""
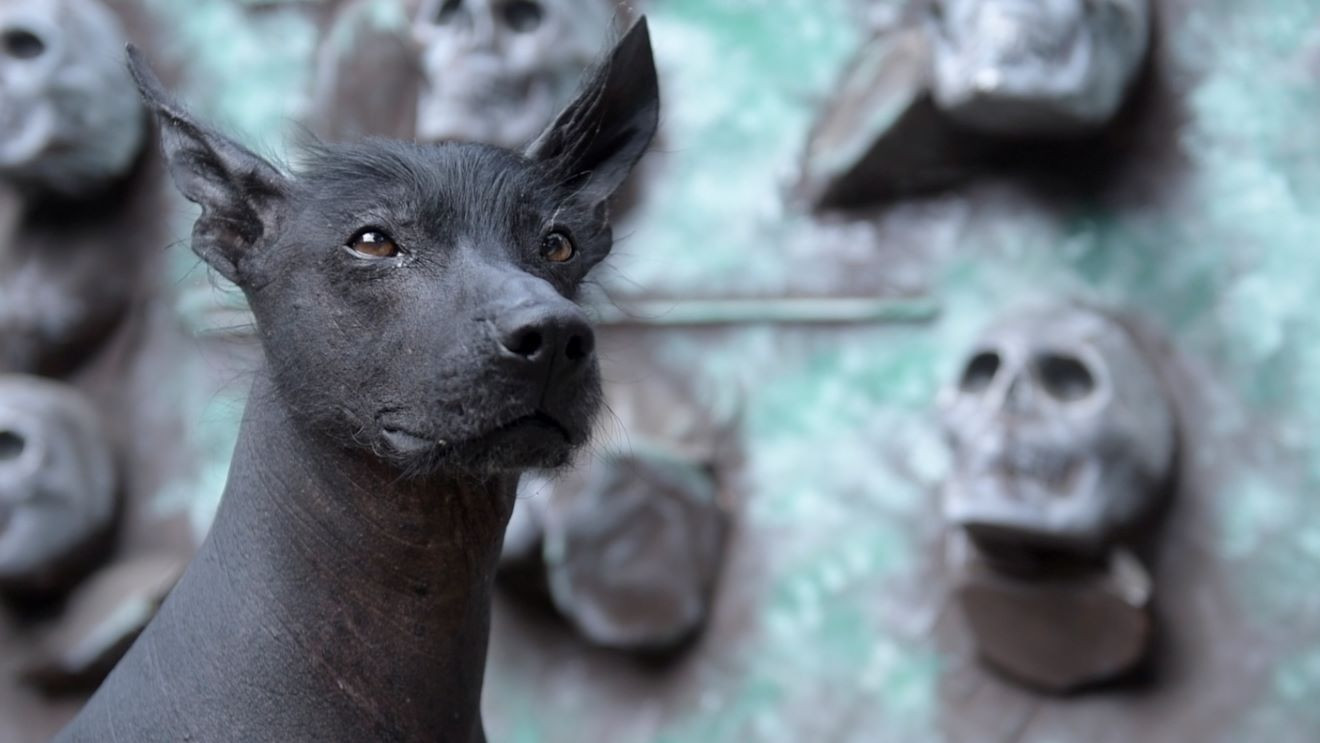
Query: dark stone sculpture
313 0 624 148
412 0 620 148
931 0 1151 135
0 376 117 596
0 0 149 376
939 303 1176 692
798 0 1152 210
0 0 145 196
505 444 730 653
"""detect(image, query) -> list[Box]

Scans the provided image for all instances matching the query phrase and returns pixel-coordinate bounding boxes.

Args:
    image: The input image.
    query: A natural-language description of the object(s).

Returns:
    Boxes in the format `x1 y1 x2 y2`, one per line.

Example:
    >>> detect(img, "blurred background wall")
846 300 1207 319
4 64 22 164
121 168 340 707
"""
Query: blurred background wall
10 0 1320 740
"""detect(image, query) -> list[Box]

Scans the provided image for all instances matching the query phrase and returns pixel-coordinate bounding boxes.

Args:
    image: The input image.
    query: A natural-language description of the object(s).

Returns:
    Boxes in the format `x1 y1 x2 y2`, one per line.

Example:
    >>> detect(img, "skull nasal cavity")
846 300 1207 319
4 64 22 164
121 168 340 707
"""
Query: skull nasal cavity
2 29 45 60
0 431 24 461
1036 353 1096 401
960 351 1001 393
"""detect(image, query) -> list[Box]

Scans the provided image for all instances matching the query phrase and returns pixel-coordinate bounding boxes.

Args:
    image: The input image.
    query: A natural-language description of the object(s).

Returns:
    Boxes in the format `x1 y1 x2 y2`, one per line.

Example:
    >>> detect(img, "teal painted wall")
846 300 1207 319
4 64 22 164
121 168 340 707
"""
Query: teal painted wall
136 0 1320 739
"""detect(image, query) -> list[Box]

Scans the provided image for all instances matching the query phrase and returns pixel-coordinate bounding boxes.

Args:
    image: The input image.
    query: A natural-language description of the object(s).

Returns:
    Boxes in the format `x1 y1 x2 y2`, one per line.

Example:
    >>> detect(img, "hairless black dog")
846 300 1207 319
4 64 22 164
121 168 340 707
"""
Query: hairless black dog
57 19 658 743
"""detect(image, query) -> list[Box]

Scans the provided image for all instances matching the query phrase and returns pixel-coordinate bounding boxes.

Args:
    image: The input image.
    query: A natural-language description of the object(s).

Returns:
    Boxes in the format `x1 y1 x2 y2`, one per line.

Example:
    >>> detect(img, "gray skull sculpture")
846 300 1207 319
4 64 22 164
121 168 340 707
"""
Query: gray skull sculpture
0 0 144 195
412 0 617 147
939 304 1175 691
929 0 1150 134
940 304 1174 557
0 376 117 594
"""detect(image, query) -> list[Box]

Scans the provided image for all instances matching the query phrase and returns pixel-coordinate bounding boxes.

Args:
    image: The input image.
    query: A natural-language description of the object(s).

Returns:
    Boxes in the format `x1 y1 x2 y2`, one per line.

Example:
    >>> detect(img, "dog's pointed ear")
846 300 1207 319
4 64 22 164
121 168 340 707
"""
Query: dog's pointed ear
127 46 288 285
525 17 660 208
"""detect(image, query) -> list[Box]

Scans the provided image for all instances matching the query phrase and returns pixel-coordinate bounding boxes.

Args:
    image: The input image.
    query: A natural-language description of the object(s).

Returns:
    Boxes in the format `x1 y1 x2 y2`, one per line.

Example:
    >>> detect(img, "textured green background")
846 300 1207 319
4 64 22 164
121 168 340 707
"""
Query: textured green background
135 0 1320 739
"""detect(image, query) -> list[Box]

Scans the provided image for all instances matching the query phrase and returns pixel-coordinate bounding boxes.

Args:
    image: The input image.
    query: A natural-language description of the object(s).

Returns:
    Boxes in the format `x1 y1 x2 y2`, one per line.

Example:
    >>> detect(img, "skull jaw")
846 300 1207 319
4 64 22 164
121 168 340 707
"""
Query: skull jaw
943 461 1128 559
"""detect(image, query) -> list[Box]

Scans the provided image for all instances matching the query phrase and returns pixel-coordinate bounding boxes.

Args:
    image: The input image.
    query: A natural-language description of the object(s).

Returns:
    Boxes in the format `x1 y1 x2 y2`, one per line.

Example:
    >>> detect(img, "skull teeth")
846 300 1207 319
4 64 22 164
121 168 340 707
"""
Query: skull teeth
996 448 1081 497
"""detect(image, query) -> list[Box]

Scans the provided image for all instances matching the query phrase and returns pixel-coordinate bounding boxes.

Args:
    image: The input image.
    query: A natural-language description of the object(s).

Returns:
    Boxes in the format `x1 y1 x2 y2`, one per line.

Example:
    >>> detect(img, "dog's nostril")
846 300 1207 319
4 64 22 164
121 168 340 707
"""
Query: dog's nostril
503 327 544 358
564 331 594 362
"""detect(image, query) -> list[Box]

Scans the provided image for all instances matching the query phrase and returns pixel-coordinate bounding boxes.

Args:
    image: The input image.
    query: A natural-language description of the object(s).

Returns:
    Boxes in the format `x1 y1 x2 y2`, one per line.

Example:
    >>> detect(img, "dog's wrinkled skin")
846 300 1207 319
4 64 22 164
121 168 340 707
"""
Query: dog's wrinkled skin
57 20 658 743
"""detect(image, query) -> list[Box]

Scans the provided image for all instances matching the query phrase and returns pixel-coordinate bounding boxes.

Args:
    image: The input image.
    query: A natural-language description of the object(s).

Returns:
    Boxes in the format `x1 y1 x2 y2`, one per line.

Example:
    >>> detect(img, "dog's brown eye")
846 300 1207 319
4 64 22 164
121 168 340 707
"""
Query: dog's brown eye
541 231 575 263
347 229 399 259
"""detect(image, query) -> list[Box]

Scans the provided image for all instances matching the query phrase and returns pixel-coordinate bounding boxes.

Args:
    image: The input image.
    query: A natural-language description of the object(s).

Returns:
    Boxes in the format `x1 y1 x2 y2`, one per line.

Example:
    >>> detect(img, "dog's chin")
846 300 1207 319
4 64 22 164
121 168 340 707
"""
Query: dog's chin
377 411 585 477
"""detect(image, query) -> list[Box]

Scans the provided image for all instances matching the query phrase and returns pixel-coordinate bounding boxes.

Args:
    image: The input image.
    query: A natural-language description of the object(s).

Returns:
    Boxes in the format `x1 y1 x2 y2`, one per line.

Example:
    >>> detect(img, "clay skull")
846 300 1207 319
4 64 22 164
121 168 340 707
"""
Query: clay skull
0 0 144 195
929 0 1150 134
411 0 616 147
0 376 117 593
940 305 1174 555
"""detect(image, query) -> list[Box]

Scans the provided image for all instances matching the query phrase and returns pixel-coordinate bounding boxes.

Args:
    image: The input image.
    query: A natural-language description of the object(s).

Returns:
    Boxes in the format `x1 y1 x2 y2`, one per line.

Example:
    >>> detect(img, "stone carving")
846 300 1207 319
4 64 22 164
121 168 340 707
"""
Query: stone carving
0 0 148 376
930 0 1151 135
798 0 1151 209
412 0 618 148
939 303 1176 691
314 0 623 149
0 0 145 196
0 376 116 596
502 444 730 654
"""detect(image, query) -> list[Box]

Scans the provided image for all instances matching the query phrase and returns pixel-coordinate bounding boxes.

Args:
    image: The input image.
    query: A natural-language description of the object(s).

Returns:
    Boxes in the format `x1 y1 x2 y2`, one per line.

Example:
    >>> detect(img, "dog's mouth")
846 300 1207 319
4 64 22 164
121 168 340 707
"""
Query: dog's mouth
379 410 573 458
486 411 573 443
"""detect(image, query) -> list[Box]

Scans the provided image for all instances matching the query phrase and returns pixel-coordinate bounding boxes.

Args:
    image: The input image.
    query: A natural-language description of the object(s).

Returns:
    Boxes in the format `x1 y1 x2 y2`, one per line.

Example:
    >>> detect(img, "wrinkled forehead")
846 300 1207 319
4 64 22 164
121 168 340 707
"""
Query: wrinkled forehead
296 141 551 218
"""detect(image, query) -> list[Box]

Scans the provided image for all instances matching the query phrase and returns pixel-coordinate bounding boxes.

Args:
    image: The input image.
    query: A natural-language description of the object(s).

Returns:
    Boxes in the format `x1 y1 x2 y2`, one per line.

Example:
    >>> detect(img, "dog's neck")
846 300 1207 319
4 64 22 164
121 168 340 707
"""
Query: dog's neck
213 367 514 739
65 367 515 743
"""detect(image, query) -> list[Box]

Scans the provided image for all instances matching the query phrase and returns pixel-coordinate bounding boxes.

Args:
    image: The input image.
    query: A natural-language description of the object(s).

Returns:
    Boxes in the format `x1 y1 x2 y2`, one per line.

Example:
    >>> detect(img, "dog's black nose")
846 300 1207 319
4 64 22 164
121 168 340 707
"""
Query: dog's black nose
497 308 595 369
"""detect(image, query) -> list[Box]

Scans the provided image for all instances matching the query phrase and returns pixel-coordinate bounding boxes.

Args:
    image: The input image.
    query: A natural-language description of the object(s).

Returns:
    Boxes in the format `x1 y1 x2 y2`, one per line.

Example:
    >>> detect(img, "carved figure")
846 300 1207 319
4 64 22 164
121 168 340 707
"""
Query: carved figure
940 303 1176 691
59 19 658 742
0 376 116 596
412 0 618 148
503 445 729 653
930 0 1151 135
0 0 144 195
0 0 148 376
798 0 1152 209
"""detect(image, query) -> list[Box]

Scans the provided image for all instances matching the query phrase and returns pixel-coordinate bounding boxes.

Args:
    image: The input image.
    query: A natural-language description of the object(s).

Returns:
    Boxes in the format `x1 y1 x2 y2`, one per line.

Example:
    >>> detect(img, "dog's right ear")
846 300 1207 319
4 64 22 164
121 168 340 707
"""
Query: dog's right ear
127 46 289 285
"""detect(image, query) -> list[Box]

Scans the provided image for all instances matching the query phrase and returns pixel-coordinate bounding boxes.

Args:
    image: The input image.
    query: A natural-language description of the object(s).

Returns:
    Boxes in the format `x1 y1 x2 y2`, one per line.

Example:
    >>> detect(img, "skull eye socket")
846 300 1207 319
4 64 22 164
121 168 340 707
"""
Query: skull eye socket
2 29 45 60
0 430 24 461
435 0 463 24
501 0 544 32
959 351 1000 393
1035 353 1095 402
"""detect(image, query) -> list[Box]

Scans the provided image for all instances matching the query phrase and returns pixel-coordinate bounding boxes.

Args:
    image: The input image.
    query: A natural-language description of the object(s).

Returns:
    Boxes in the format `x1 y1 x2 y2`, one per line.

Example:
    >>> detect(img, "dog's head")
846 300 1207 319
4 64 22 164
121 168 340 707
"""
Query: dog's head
129 20 659 476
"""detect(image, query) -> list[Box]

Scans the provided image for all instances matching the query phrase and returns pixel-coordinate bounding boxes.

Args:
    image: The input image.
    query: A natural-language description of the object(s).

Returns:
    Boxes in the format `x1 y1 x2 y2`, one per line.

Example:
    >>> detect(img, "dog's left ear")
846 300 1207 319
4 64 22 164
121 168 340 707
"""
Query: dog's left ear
526 17 660 207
